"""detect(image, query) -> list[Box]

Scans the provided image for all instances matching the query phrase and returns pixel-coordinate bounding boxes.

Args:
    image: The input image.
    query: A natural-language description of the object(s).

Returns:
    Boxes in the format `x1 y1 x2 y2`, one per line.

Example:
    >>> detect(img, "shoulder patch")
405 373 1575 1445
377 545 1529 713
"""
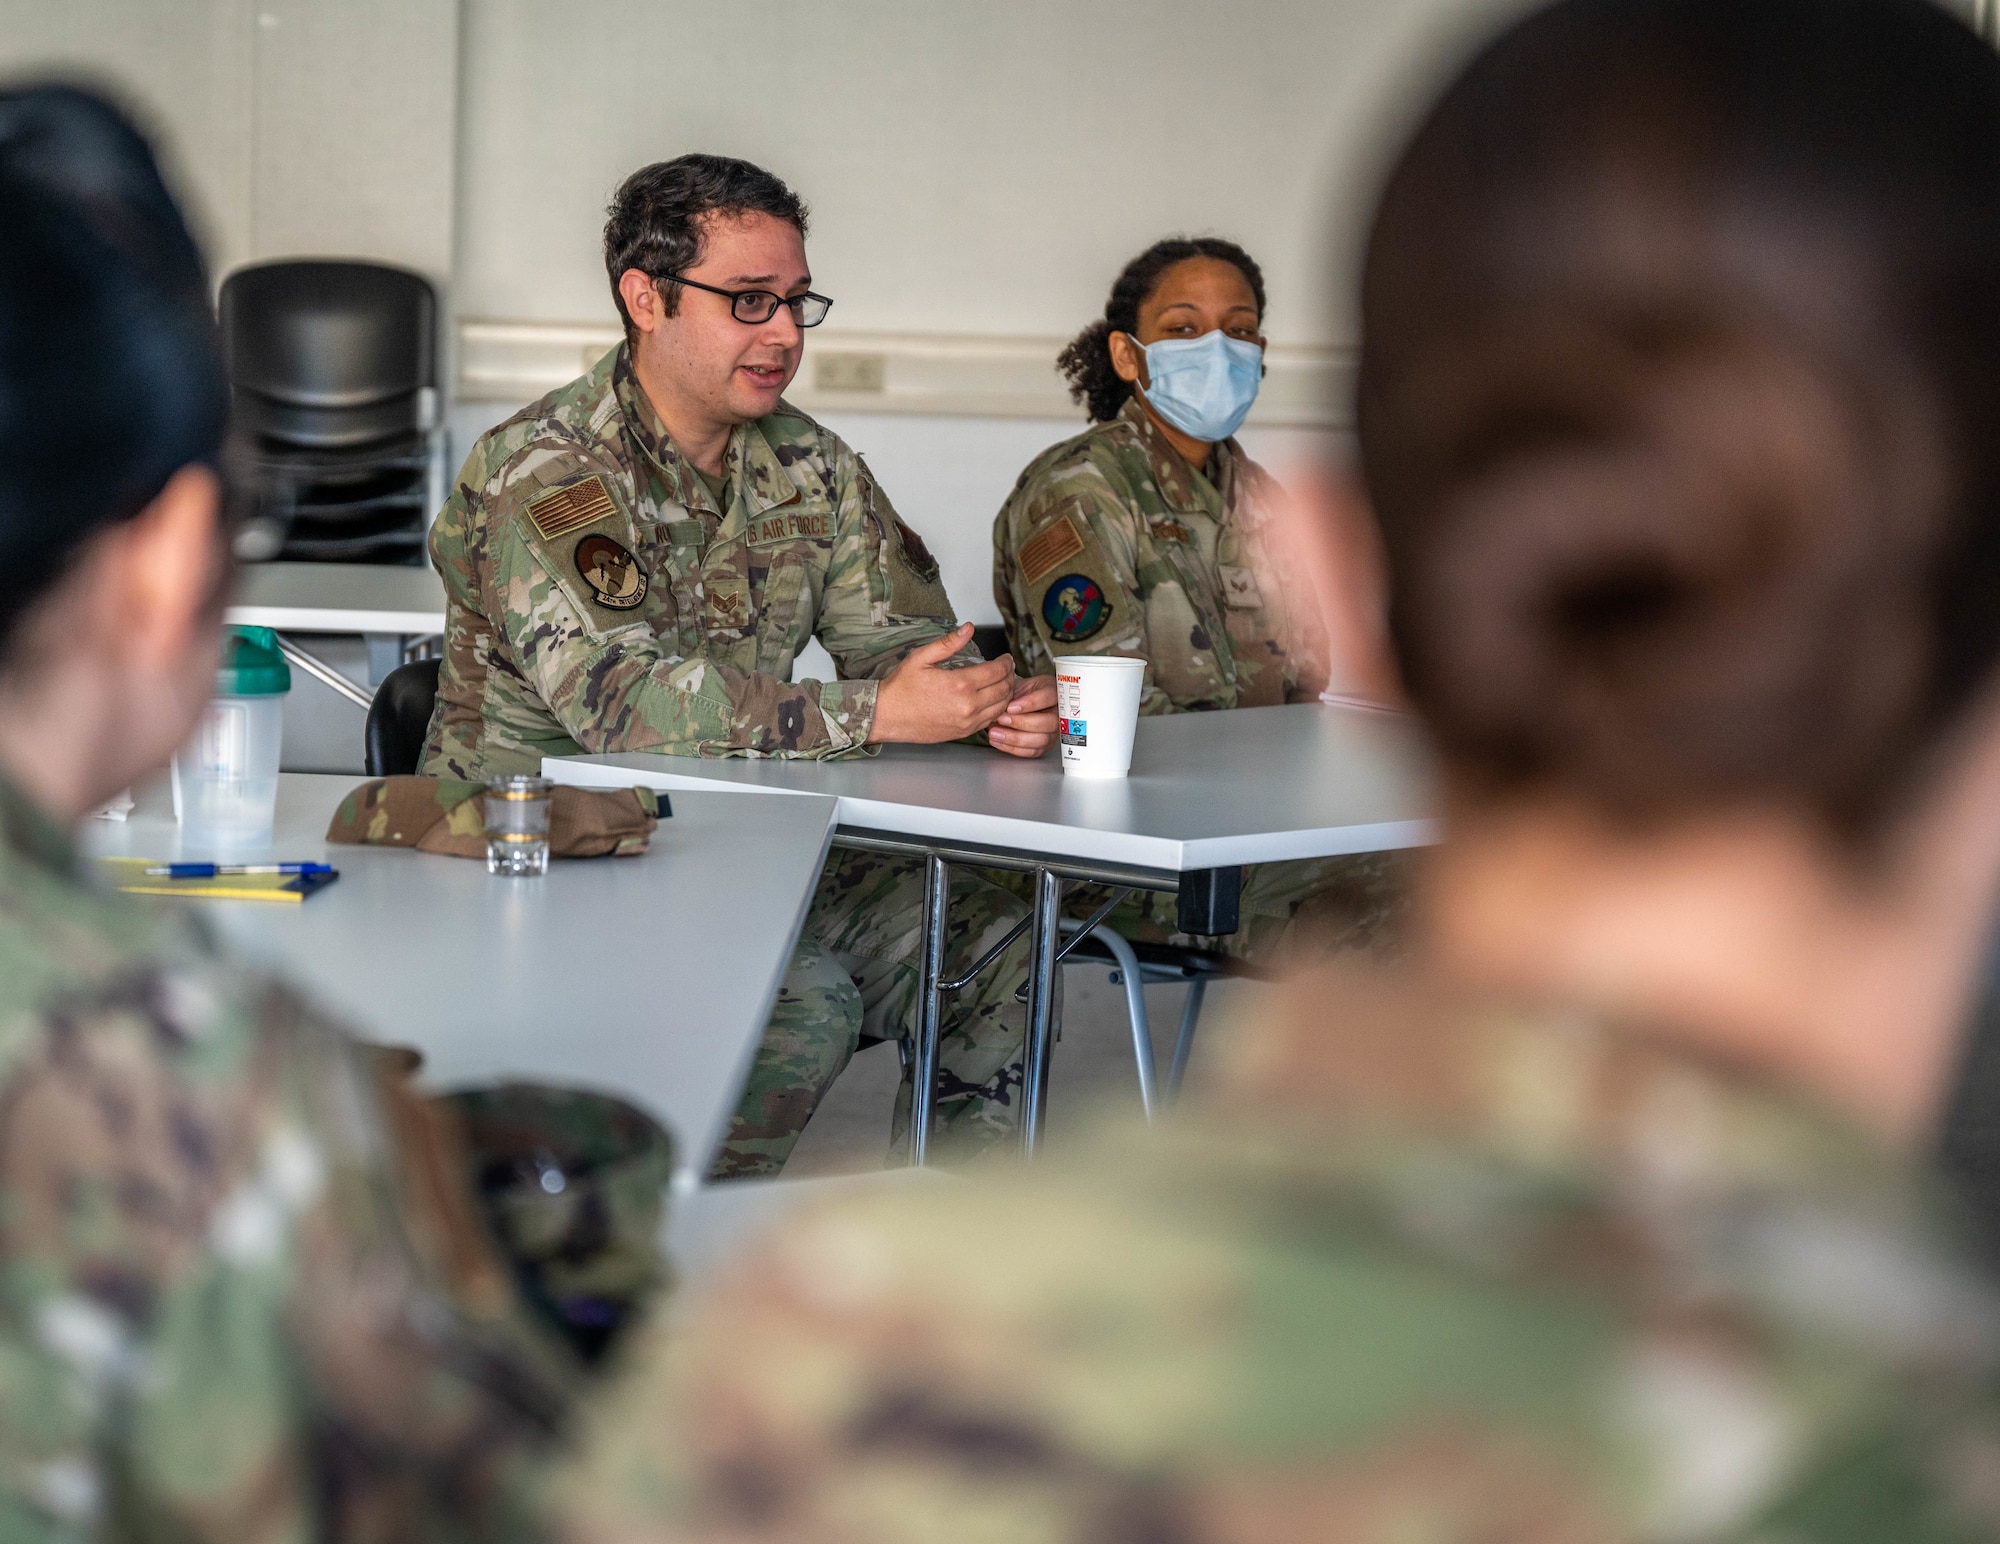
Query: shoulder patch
529 475 617 540
1019 514 1086 585
894 517 940 582
1041 573 1112 644
574 533 648 610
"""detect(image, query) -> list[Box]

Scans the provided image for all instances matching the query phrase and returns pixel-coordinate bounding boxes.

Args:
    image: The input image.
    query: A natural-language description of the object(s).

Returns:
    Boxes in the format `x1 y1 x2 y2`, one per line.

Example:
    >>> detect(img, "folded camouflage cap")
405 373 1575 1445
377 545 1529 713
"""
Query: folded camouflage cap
443 1082 675 1363
326 775 665 859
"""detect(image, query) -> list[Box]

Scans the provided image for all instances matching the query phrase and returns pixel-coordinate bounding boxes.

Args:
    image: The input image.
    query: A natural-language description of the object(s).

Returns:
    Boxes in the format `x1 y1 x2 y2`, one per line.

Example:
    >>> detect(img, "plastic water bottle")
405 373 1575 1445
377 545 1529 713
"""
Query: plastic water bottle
173 626 291 847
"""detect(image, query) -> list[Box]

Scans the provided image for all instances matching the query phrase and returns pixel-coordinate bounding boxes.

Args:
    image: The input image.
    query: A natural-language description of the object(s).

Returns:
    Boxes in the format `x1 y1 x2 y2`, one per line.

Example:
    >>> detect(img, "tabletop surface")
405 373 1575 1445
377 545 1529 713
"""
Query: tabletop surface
225 562 448 636
550 701 1436 872
84 773 836 1185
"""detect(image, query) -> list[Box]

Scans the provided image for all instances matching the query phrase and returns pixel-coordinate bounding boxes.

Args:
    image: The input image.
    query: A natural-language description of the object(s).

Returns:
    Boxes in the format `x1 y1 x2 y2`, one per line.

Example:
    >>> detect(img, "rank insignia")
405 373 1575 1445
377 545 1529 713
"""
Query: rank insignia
575 534 648 610
1041 573 1110 643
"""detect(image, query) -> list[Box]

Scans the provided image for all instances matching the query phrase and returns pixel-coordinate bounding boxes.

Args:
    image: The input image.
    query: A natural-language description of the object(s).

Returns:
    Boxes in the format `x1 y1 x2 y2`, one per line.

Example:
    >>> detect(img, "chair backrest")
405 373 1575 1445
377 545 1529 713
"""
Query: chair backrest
364 656 442 777
221 260 436 450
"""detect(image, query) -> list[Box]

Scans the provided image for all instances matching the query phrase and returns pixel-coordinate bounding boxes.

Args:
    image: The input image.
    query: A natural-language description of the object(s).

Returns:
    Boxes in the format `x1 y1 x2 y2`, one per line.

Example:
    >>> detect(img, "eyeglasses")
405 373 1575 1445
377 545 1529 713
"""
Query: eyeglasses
658 273 833 328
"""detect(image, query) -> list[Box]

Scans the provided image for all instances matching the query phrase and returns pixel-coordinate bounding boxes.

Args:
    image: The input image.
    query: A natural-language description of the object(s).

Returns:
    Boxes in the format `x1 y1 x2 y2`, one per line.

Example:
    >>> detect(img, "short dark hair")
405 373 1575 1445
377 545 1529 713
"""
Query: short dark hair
1359 0 2000 838
0 84 227 657
603 154 810 337
1059 238 1266 423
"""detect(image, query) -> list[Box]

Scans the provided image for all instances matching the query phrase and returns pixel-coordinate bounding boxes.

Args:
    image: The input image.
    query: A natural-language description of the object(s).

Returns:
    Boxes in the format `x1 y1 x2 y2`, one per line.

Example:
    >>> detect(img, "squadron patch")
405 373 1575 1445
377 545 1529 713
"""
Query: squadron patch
1041 573 1111 643
1018 514 1086 584
894 516 940 582
574 534 648 610
530 475 616 540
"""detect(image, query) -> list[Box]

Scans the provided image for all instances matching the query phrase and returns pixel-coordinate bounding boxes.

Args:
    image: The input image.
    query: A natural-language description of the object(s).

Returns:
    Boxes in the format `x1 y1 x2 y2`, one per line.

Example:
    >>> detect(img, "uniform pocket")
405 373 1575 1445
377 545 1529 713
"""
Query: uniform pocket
755 549 814 677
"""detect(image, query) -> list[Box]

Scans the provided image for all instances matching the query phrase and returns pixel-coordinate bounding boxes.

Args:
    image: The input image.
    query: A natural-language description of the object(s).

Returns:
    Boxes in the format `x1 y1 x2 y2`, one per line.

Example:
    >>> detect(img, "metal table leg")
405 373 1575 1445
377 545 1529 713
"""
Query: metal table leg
909 852 950 1165
1020 867 1063 1156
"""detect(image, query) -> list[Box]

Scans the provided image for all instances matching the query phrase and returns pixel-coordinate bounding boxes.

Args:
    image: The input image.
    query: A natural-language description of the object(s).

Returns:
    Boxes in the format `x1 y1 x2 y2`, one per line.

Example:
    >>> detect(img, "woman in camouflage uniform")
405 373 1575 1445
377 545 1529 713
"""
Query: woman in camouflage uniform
993 240 1404 962
560 1 2000 1536
0 87 663 1539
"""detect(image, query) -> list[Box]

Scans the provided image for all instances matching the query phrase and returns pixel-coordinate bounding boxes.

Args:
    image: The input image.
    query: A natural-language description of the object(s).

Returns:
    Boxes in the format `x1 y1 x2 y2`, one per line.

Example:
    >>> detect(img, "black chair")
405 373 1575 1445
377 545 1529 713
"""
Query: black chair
221 260 438 564
970 623 1012 663
364 657 441 776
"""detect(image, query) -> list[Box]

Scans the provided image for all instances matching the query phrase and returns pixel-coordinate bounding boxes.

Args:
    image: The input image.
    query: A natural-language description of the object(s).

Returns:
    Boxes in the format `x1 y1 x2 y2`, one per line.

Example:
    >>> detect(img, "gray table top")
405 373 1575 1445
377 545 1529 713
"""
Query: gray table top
226 562 447 636
550 701 1437 872
83 773 836 1186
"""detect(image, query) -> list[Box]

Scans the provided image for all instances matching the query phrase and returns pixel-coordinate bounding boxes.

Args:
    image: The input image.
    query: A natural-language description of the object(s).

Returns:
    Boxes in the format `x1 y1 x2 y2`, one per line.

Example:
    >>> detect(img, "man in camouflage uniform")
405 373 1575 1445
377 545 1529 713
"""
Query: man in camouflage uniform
557 962 2000 1541
424 154 1058 1175
995 393 1404 963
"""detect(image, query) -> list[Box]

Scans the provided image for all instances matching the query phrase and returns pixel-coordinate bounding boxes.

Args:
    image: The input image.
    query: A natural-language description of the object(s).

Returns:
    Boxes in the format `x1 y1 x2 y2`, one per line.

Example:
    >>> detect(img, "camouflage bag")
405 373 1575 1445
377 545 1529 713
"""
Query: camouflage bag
326 775 665 858
441 1083 675 1362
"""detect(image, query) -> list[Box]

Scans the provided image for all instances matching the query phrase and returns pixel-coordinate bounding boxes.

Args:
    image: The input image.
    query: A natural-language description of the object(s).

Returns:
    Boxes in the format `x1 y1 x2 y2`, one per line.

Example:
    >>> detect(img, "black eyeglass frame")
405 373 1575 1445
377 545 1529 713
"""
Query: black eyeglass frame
657 272 834 328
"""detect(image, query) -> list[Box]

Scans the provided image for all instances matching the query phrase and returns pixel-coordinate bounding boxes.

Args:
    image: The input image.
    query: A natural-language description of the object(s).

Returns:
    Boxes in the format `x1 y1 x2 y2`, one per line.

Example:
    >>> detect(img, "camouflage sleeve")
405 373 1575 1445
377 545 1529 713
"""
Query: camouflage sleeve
1234 461 1333 703
0 960 575 1542
492 445 873 759
810 449 976 682
548 1180 1639 1544
997 474 1175 715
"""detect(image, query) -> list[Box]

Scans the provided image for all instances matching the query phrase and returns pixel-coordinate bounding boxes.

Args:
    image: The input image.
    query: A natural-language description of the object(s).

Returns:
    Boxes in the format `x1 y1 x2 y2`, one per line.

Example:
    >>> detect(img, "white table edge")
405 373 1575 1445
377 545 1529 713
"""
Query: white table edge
546 756 1436 871
226 603 448 635
677 792 840 1189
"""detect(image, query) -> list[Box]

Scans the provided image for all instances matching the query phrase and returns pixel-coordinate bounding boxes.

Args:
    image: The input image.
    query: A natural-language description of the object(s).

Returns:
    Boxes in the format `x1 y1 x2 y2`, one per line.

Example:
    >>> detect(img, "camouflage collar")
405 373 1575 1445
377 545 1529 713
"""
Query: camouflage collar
1115 395 1235 519
612 345 801 521
1208 960 1900 1198
0 772 81 883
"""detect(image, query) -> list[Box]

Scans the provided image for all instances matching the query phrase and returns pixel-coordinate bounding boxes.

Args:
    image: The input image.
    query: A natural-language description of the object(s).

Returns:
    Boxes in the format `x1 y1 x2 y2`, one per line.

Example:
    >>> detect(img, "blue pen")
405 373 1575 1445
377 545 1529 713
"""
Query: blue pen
143 862 335 879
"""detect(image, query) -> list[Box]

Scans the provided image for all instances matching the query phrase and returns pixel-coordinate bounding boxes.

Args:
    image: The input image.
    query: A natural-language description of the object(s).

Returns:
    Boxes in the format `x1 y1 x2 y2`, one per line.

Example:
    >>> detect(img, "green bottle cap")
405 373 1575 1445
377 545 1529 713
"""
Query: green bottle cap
216 625 291 697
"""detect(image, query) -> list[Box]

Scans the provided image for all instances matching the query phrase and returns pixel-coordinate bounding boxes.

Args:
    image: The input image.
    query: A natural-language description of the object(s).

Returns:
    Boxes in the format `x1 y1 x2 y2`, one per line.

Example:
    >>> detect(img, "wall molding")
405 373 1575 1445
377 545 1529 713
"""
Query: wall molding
457 318 1354 427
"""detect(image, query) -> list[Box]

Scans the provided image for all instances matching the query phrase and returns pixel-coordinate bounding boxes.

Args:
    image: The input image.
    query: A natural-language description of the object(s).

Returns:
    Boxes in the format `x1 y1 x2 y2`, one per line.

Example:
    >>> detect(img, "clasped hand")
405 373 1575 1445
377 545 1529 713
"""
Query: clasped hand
869 623 1060 758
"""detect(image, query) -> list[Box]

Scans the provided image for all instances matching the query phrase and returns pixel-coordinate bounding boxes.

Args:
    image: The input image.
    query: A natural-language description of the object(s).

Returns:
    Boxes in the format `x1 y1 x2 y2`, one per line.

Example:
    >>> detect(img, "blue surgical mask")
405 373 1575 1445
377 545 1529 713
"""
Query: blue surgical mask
1134 330 1263 442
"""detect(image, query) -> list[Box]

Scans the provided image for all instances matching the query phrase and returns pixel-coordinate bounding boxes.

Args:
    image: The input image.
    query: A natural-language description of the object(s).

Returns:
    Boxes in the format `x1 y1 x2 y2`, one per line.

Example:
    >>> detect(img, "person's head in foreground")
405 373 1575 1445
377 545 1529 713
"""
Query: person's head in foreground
0 84 230 816
556 1 2000 1537
0 86 625 1540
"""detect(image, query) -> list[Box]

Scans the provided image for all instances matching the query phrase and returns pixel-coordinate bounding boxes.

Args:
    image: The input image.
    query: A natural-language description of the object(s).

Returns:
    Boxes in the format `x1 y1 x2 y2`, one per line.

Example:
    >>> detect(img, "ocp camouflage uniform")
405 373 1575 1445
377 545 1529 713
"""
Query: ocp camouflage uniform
558 961 2000 1542
0 777 582 1541
994 396 1407 964
425 345 1032 1174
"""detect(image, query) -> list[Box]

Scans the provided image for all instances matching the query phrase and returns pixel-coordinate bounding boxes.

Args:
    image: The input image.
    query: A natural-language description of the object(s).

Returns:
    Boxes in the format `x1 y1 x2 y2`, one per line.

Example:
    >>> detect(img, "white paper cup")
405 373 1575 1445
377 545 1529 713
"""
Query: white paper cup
1054 656 1147 778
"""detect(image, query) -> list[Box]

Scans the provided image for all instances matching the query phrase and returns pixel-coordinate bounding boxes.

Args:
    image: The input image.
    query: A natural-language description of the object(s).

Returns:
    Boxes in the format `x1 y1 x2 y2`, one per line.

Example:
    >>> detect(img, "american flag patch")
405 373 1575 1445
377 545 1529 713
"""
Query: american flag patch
528 476 617 540
1018 513 1085 583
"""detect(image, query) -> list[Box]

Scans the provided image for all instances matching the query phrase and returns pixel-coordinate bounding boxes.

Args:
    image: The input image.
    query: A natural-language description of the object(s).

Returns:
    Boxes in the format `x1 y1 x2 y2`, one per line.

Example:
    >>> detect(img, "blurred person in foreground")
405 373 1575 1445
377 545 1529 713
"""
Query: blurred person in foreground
0 86 634 1539
992 238 1407 964
553 0 2000 1535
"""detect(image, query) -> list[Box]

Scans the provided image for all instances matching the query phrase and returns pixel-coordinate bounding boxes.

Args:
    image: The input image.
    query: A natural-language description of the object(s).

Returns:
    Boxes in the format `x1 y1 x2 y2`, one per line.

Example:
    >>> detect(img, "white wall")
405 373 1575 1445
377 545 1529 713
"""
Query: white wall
12 0 1486 631
455 0 1523 349
0 0 459 287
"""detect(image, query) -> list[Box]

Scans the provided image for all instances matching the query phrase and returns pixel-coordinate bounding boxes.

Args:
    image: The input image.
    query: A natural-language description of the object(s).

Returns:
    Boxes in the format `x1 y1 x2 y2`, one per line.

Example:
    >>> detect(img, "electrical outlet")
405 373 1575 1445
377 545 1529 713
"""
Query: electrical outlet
815 352 886 392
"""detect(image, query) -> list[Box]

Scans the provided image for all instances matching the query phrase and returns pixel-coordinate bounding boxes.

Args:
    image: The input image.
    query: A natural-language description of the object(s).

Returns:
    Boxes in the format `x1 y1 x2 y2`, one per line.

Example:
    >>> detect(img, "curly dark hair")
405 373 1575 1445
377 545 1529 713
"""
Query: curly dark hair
603 154 809 338
1059 237 1266 422
1360 0 2000 838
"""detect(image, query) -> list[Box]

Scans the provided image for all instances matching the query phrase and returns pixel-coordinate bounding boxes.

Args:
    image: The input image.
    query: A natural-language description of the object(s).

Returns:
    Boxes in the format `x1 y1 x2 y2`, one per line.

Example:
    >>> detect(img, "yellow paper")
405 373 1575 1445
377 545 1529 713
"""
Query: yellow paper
97 858 324 904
